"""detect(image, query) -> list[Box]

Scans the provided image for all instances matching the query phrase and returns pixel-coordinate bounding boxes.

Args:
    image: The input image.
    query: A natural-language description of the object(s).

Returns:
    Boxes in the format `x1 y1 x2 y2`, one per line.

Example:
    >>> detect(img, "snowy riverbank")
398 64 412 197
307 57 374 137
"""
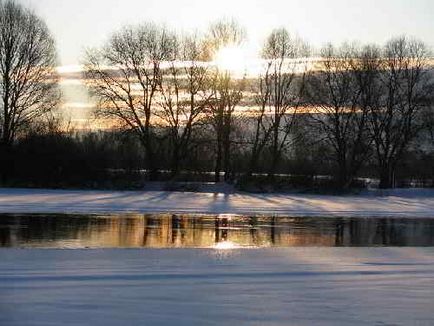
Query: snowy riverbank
1 248 433 326
0 187 433 217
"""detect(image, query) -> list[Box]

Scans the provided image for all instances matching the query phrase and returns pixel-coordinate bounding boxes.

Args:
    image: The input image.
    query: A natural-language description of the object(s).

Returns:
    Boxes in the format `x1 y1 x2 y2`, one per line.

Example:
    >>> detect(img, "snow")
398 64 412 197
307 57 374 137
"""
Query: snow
1 188 433 324
0 187 433 217
1 248 433 325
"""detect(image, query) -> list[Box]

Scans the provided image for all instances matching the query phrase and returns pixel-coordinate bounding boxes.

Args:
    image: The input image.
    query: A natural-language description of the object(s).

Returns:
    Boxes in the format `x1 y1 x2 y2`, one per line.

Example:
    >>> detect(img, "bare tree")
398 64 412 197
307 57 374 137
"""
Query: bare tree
84 23 176 180
203 18 246 60
370 36 432 188
0 0 59 147
209 71 244 182
206 18 246 182
157 33 213 177
305 43 372 188
249 28 309 177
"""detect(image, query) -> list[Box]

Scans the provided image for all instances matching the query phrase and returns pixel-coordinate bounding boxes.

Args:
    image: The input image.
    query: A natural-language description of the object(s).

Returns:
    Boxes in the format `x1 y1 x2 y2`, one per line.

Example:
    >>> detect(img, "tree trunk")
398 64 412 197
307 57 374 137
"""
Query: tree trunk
170 152 179 180
337 158 349 189
141 133 158 181
222 113 232 182
379 164 395 189
215 112 225 183
170 136 181 179
215 139 222 183
268 124 280 178
247 151 258 177
248 113 266 177
223 132 231 182
268 149 279 179
0 142 12 185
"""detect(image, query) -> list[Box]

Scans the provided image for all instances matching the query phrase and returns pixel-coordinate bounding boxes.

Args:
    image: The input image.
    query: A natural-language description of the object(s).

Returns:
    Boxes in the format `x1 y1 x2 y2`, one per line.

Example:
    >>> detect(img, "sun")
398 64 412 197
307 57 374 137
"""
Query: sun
214 45 247 73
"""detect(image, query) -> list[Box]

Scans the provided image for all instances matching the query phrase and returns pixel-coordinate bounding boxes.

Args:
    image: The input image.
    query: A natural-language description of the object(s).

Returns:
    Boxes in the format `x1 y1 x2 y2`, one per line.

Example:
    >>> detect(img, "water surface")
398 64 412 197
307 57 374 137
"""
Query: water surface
0 213 433 248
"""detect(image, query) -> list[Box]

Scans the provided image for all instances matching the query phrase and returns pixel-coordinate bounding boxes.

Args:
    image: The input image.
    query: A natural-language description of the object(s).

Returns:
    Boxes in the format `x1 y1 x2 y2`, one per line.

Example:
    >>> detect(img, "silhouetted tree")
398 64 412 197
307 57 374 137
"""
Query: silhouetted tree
249 28 309 177
206 19 246 182
204 18 246 60
305 43 372 188
157 33 213 177
0 0 59 180
84 23 176 180
371 37 432 188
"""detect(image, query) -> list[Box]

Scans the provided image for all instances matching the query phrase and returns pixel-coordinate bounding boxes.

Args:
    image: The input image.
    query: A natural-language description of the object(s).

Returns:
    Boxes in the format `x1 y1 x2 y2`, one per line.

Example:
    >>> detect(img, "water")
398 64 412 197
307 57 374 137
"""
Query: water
0 213 433 248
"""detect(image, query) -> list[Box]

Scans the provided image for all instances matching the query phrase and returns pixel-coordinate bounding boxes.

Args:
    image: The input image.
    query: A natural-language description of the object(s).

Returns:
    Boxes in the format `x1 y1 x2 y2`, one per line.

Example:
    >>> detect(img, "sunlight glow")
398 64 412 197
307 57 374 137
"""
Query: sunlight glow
217 214 234 221
213 241 237 250
56 64 84 74
214 46 247 73
61 102 95 109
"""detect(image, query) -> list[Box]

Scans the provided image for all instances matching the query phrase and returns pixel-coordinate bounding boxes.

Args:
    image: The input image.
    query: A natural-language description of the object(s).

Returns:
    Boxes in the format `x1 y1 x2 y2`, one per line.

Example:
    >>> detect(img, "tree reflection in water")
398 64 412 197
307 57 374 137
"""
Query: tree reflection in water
0 214 433 248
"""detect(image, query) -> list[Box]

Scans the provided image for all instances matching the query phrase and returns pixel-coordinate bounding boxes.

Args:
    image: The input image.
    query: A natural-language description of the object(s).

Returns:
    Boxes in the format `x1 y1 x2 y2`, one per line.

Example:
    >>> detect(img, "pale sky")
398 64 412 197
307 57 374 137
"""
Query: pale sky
13 0 434 126
17 0 434 66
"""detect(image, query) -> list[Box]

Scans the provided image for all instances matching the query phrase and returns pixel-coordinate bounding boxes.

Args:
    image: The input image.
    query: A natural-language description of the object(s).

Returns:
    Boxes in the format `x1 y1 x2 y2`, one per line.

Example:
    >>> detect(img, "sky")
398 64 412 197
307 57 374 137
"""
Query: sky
17 0 434 66
13 0 434 126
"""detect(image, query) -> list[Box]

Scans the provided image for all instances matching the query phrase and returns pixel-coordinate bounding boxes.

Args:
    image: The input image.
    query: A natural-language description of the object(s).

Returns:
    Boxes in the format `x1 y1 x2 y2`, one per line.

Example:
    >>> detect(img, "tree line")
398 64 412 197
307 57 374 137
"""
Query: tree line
0 0 433 190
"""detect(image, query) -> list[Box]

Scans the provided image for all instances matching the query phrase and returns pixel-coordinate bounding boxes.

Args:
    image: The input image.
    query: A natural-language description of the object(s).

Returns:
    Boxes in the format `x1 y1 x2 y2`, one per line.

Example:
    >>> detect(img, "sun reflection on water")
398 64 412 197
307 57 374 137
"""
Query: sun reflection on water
213 241 237 250
2 214 432 249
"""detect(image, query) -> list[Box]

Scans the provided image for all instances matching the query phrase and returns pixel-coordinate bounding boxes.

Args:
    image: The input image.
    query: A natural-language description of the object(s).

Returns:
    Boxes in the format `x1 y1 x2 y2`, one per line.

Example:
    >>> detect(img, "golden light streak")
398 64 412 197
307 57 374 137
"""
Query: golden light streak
56 64 85 74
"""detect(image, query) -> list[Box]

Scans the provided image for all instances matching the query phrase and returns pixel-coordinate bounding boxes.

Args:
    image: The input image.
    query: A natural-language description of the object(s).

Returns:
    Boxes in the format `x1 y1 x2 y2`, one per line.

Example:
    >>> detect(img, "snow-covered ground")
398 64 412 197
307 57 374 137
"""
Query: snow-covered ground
0 187 433 217
1 248 433 326
1 188 433 325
